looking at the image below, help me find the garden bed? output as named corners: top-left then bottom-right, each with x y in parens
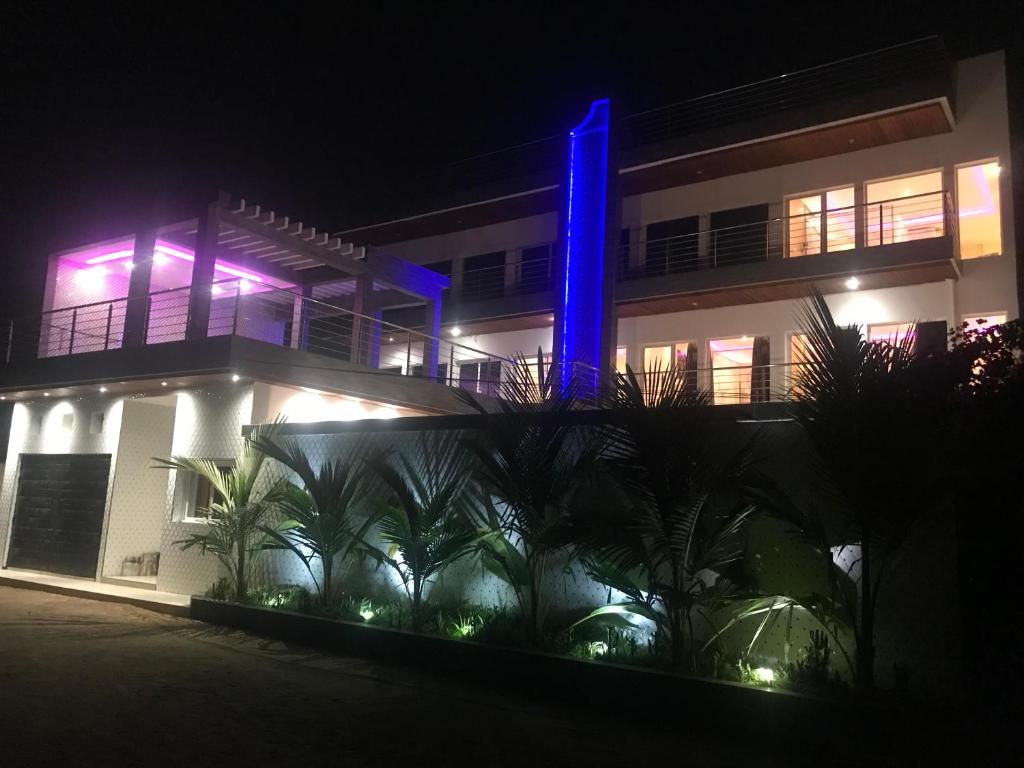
top-left (191, 596), bottom-right (858, 738)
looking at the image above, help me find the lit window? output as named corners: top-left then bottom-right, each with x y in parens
top-left (957, 162), bottom-right (1002, 259)
top-left (615, 346), bottom-right (627, 374)
top-left (962, 313), bottom-right (1007, 331)
top-left (865, 172), bottom-right (943, 247)
top-left (673, 342), bottom-right (694, 371)
top-left (173, 460), bottom-right (234, 522)
top-left (787, 187), bottom-right (855, 257)
top-left (710, 336), bottom-right (754, 405)
top-left (643, 345), bottom-right (672, 373)
top-left (788, 333), bottom-right (812, 397)
top-left (867, 323), bottom-right (915, 345)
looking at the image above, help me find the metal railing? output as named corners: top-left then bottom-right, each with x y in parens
top-left (618, 191), bottom-right (955, 280)
top-left (454, 242), bottom-right (557, 302)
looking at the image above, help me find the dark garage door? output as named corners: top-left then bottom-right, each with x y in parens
top-left (6, 454), bottom-right (112, 578)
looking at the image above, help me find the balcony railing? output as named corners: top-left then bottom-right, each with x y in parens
top-left (618, 190), bottom-right (956, 280)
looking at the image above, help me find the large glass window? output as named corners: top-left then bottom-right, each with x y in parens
top-left (867, 322), bottom-right (915, 345)
top-left (957, 162), bottom-right (1002, 259)
top-left (786, 187), bottom-right (854, 257)
top-left (865, 172), bottom-right (943, 246)
top-left (710, 336), bottom-right (754, 405)
top-left (962, 313), bottom-right (1007, 331)
top-left (615, 346), bottom-right (628, 374)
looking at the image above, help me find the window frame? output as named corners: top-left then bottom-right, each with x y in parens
top-left (173, 458), bottom-right (235, 524)
top-left (954, 158), bottom-right (1003, 259)
top-left (784, 183), bottom-right (856, 258)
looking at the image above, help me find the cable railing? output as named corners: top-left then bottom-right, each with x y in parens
top-left (617, 191), bottom-right (955, 280)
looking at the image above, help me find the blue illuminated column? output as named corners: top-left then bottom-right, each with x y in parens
top-left (554, 98), bottom-right (618, 397)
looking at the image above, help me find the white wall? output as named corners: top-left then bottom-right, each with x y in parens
top-left (101, 399), bottom-right (176, 578)
top-left (155, 383), bottom-right (255, 595)
top-left (0, 395), bottom-right (126, 578)
top-left (373, 51), bottom-right (1017, 343)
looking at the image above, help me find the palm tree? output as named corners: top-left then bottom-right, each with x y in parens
top-left (778, 291), bottom-right (951, 693)
top-left (457, 353), bottom-right (596, 644)
top-left (575, 364), bottom-right (756, 670)
top-left (362, 432), bottom-right (478, 628)
top-left (250, 436), bottom-right (370, 609)
top-left (158, 419), bottom-right (286, 603)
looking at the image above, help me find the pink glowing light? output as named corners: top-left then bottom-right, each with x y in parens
top-left (76, 240), bottom-right (289, 288)
top-left (84, 249), bottom-right (135, 265)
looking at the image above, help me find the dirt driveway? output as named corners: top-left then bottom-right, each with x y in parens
top-left (0, 586), bottom-right (762, 767)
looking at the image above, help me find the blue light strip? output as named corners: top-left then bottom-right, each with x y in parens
top-left (559, 98), bottom-right (610, 395)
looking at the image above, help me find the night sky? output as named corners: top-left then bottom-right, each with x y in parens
top-left (1, 3), bottom-right (1021, 318)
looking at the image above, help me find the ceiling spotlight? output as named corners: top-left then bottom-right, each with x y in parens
top-left (152, 253), bottom-right (170, 266)
top-left (99, 387), bottom-right (107, 393)
top-left (160, 381), bottom-right (168, 387)
top-left (43, 392), bottom-right (50, 397)
top-left (231, 374), bottom-right (240, 382)
top-left (450, 326), bottom-right (462, 337)
top-left (845, 276), bottom-right (861, 290)
top-left (0, 396), bottom-right (5, 400)
top-left (388, 336), bottom-right (394, 342)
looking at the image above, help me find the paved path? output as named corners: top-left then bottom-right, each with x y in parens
top-left (0, 586), bottom-right (753, 767)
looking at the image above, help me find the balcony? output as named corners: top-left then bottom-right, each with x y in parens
top-left (617, 190), bottom-right (959, 314)
top-left (0, 281), bottom-right (515, 412)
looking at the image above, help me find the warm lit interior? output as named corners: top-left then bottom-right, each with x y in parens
top-left (865, 172), bottom-right (943, 246)
top-left (710, 336), bottom-right (753, 404)
top-left (957, 162), bottom-right (1002, 259)
top-left (787, 187), bottom-right (855, 257)
top-left (867, 322), bottom-right (915, 345)
top-left (615, 346), bottom-right (627, 373)
top-left (962, 313), bottom-right (1007, 330)
top-left (643, 345), bottom-right (672, 372)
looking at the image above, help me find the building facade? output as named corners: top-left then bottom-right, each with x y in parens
top-left (0, 39), bottom-right (1015, 599)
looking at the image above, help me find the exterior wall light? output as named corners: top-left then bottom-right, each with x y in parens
top-left (845, 276), bottom-right (861, 290)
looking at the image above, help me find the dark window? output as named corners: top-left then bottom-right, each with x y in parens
top-left (424, 260), bottom-right (452, 277)
top-left (645, 217), bottom-right (699, 276)
top-left (617, 228), bottom-right (632, 280)
top-left (411, 362), bottom-right (450, 384)
top-left (710, 204), bottom-right (769, 266)
top-left (461, 252), bottom-right (506, 301)
top-left (459, 360), bottom-right (502, 397)
top-left (518, 245), bottom-right (554, 294)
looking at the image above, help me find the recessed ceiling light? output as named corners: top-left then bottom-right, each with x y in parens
top-left (845, 276), bottom-right (861, 290)
top-left (43, 392), bottom-right (50, 397)
top-left (99, 387), bottom-right (107, 393)
top-left (160, 381), bottom-right (168, 387)
top-left (0, 396), bottom-right (6, 400)
top-left (388, 336), bottom-right (394, 342)
top-left (450, 326), bottom-right (462, 337)
top-left (231, 374), bottom-right (240, 382)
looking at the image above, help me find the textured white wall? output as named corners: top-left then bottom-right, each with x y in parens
top-left (155, 383), bottom-right (254, 595)
top-left (0, 396), bottom-right (125, 577)
top-left (101, 400), bottom-right (176, 578)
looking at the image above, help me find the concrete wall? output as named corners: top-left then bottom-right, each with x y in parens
top-left (0, 395), bottom-right (126, 578)
top-left (155, 383), bottom-right (255, 595)
top-left (371, 51), bottom-right (1016, 371)
top-left (101, 400), bottom-right (176, 578)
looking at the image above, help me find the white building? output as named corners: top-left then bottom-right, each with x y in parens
top-left (0, 39), bottom-right (1015, 598)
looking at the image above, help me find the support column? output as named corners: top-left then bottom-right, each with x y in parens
top-left (289, 284), bottom-right (312, 350)
top-left (122, 228), bottom-right (156, 348)
top-left (854, 184), bottom-right (866, 250)
top-left (422, 298), bottom-right (441, 380)
top-left (697, 212), bottom-right (712, 267)
top-left (349, 274), bottom-right (374, 365)
top-left (185, 203), bottom-right (220, 341)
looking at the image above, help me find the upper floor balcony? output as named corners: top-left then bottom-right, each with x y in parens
top-left (433, 187), bottom-right (962, 325)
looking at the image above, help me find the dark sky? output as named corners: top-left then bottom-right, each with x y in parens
top-left (1, 2), bottom-right (1022, 317)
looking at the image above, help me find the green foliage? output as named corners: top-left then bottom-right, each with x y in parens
top-left (457, 353), bottom-right (598, 644)
top-left (159, 419), bottom-right (287, 603)
top-left (360, 432), bottom-right (478, 628)
top-left (575, 363), bottom-right (758, 672)
top-left (779, 291), bottom-right (955, 692)
top-left (251, 584), bottom-right (312, 612)
top-left (251, 436), bottom-right (371, 608)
